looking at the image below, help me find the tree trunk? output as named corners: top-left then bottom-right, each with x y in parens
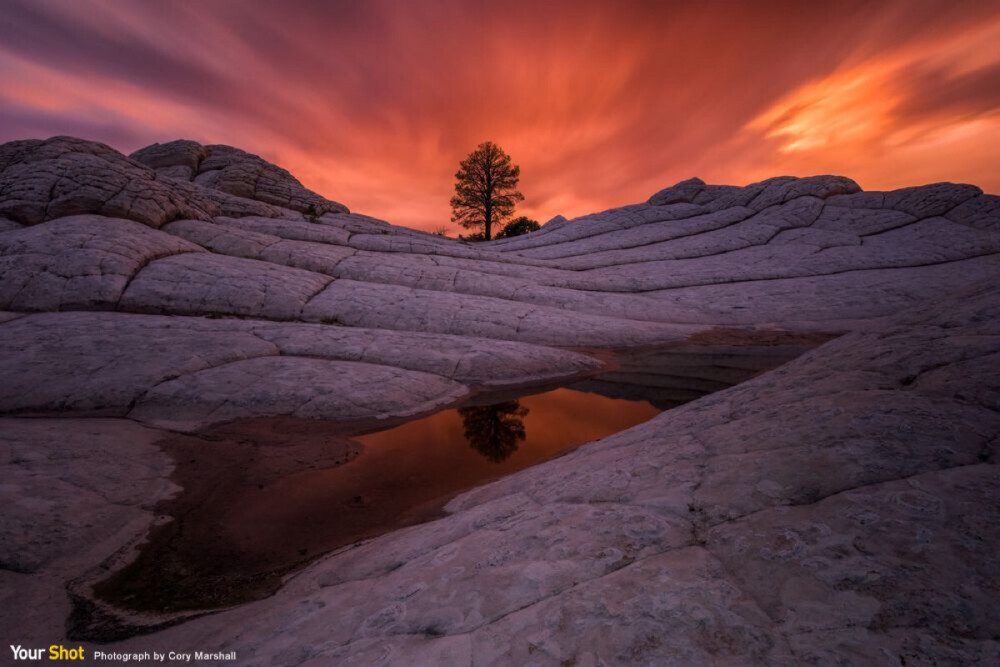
top-left (484, 174), bottom-right (493, 240)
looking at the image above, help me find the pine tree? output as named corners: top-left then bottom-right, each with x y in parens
top-left (450, 141), bottom-right (524, 241)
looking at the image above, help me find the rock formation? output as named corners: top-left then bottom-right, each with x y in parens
top-left (1, 137), bottom-right (998, 664)
top-left (129, 140), bottom-right (349, 217)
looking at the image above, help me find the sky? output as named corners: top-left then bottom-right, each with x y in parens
top-left (1, 0), bottom-right (999, 233)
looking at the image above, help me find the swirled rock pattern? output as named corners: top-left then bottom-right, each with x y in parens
top-left (1, 137), bottom-right (998, 664)
top-left (130, 140), bottom-right (349, 216)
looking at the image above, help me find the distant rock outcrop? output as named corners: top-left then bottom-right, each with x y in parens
top-left (1, 135), bottom-right (998, 664)
top-left (647, 176), bottom-right (708, 205)
top-left (0, 136), bottom-right (220, 227)
top-left (0, 136), bottom-right (348, 229)
top-left (649, 174), bottom-right (861, 207)
top-left (130, 139), bottom-right (349, 217)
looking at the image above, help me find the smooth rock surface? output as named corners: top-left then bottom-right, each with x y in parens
top-left (96, 283), bottom-right (999, 666)
top-left (129, 356), bottom-right (470, 432)
top-left (0, 215), bottom-right (202, 311)
top-left (1, 136), bottom-right (998, 664)
top-left (0, 419), bottom-right (176, 642)
top-left (0, 311), bottom-right (600, 428)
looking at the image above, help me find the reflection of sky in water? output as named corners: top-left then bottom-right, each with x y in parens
top-left (91, 387), bottom-right (663, 616)
top-left (222, 387), bottom-right (662, 562)
top-left (356, 387), bottom-right (660, 468)
top-left (196, 388), bottom-right (661, 591)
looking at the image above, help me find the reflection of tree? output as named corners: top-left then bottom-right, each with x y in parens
top-left (458, 401), bottom-right (529, 463)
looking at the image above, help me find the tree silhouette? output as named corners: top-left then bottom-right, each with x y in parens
top-left (450, 141), bottom-right (524, 241)
top-left (458, 400), bottom-right (529, 463)
top-left (496, 216), bottom-right (540, 239)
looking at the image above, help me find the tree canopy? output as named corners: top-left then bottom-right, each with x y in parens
top-left (458, 400), bottom-right (528, 463)
top-left (459, 215), bottom-right (539, 242)
top-left (496, 215), bottom-right (540, 239)
top-left (450, 141), bottom-right (523, 241)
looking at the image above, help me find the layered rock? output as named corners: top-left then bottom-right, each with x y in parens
top-left (1, 137), bottom-right (998, 664)
top-left (58, 283), bottom-right (998, 665)
top-left (0, 136), bottom-right (347, 229)
top-left (0, 136), bottom-right (220, 226)
top-left (0, 312), bottom-right (601, 431)
top-left (130, 140), bottom-right (349, 217)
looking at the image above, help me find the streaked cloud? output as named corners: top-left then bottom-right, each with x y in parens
top-left (1, 0), bottom-right (997, 231)
top-left (738, 16), bottom-right (1000, 190)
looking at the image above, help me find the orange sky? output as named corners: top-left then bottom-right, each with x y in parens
top-left (1, 0), bottom-right (998, 232)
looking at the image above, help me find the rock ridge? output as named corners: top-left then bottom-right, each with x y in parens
top-left (0, 135), bottom-right (998, 664)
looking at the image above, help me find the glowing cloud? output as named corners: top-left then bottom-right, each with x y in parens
top-left (741, 16), bottom-right (1000, 192)
top-left (1, 0), bottom-right (998, 231)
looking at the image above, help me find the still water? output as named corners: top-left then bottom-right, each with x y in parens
top-left (82, 334), bottom-right (833, 635)
top-left (90, 387), bottom-right (661, 621)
